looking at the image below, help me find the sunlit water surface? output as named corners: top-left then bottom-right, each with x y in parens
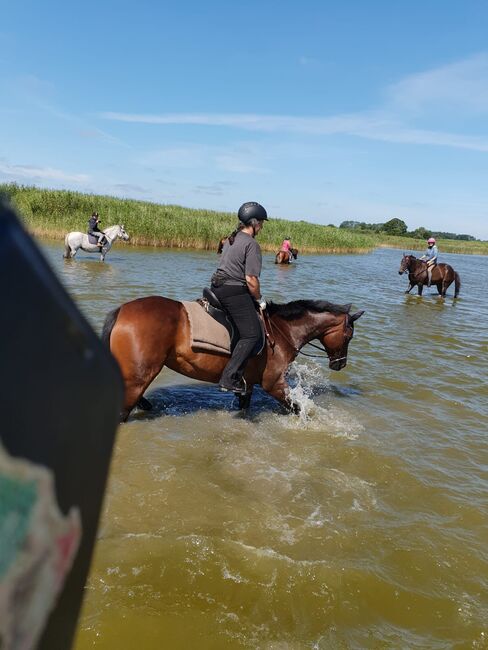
top-left (41, 242), bottom-right (488, 649)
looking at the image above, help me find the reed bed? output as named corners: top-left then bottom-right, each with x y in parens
top-left (1, 184), bottom-right (376, 253)
top-left (380, 235), bottom-right (488, 256)
top-left (2, 184), bottom-right (486, 254)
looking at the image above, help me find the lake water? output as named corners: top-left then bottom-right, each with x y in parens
top-left (40, 241), bottom-right (488, 649)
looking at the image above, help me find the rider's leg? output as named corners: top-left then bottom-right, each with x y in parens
top-left (427, 263), bottom-right (433, 287)
top-left (213, 285), bottom-right (263, 393)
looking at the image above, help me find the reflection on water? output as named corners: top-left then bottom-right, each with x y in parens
top-left (38, 241), bottom-right (488, 648)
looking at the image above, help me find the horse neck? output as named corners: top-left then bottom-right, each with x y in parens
top-left (272, 311), bottom-right (343, 349)
top-left (409, 257), bottom-right (423, 272)
top-left (103, 225), bottom-right (118, 241)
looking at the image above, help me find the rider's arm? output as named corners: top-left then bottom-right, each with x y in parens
top-left (246, 275), bottom-right (261, 300)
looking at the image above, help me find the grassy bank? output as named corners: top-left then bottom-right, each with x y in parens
top-left (1, 184), bottom-right (376, 253)
top-left (2, 184), bottom-right (486, 255)
top-left (378, 235), bottom-right (488, 256)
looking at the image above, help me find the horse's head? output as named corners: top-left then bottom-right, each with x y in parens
top-left (291, 248), bottom-right (298, 259)
top-left (399, 254), bottom-right (414, 275)
top-left (320, 308), bottom-right (364, 371)
top-left (118, 224), bottom-right (130, 241)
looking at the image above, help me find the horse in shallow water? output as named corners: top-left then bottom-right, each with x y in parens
top-left (275, 248), bottom-right (298, 264)
top-left (63, 224), bottom-right (129, 262)
top-left (398, 254), bottom-right (460, 298)
top-left (102, 297), bottom-right (364, 420)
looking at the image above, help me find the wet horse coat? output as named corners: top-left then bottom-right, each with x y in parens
top-left (102, 297), bottom-right (364, 420)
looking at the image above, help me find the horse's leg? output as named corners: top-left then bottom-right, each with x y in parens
top-left (110, 316), bottom-right (172, 421)
top-left (405, 282), bottom-right (414, 294)
top-left (137, 396), bottom-right (153, 411)
top-left (263, 375), bottom-right (300, 414)
top-left (417, 283), bottom-right (423, 296)
top-left (237, 388), bottom-right (253, 410)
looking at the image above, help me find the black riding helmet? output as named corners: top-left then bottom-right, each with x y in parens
top-left (238, 202), bottom-right (268, 224)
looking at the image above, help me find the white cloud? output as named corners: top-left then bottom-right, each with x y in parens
top-left (386, 52), bottom-right (488, 115)
top-left (139, 143), bottom-right (270, 174)
top-left (0, 161), bottom-right (89, 183)
top-left (100, 53), bottom-right (488, 153)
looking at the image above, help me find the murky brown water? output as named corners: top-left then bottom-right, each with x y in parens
top-left (41, 242), bottom-right (488, 649)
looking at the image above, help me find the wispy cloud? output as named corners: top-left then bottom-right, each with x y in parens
top-left (100, 53), bottom-right (488, 152)
top-left (139, 143), bottom-right (271, 174)
top-left (11, 74), bottom-right (128, 146)
top-left (0, 161), bottom-right (89, 183)
top-left (386, 52), bottom-right (488, 115)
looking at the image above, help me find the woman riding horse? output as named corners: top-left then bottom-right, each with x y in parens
top-left (210, 201), bottom-right (268, 394)
top-left (275, 237), bottom-right (298, 264)
top-left (419, 237), bottom-right (438, 287)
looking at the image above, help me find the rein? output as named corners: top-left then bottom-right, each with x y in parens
top-left (263, 311), bottom-right (347, 361)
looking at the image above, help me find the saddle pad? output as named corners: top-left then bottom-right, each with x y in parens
top-left (182, 301), bottom-right (231, 355)
top-left (88, 233), bottom-right (98, 244)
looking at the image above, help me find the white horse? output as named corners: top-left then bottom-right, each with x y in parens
top-left (64, 224), bottom-right (130, 262)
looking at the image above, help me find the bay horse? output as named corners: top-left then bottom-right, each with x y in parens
top-left (63, 224), bottom-right (130, 262)
top-left (275, 248), bottom-right (298, 264)
top-left (398, 254), bottom-right (460, 298)
top-left (102, 297), bottom-right (364, 421)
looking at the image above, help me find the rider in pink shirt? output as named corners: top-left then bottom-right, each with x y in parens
top-left (280, 237), bottom-right (292, 260)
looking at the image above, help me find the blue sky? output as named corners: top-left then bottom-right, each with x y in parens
top-left (2, 0), bottom-right (488, 238)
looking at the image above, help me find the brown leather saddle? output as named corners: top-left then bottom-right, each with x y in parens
top-left (198, 288), bottom-right (265, 354)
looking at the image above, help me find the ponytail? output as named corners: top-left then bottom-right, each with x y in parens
top-left (228, 221), bottom-right (245, 245)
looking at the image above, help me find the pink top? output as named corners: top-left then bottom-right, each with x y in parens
top-left (280, 239), bottom-right (291, 252)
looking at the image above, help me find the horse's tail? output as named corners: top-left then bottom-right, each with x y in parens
top-left (101, 307), bottom-right (121, 347)
top-left (454, 271), bottom-right (461, 298)
top-left (63, 234), bottom-right (71, 258)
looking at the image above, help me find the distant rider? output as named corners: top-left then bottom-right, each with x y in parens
top-left (280, 237), bottom-right (293, 262)
top-left (87, 212), bottom-right (107, 248)
top-left (419, 237), bottom-right (438, 287)
top-left (210, 201), bottom-right (268, 394)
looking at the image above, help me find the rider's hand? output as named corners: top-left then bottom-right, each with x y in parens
top-left (258, 298), bottom-right (267, 310)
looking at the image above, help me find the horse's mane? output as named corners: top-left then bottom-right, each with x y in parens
top-left (267, 299), bottom-right (351, 320)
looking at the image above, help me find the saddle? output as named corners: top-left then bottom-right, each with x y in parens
top-left (88, 233), bottom-right (99, 245)
top-left (182, 288), bottom-right (266, 355)
top-left (198, 288), bottom-right (239, 349)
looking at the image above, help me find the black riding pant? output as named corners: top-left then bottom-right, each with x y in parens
top-left (212, 284), bottom-right (263, 387)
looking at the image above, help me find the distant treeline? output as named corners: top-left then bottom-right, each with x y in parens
top-left (338, 218), bottom-right (477, 241)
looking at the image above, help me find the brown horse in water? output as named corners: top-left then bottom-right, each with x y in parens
top-left (102, 297), bottom-right (364, 420)
top-left (398, 254), bottom-right (461, 298)
top-left (275, 248), bottom-right (298, 264)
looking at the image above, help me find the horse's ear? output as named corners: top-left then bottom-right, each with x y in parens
top-left (350, 310), bottom-right (365, 322)
top-left (342, 303), bottom-right (352, 313)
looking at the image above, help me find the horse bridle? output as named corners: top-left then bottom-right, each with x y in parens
top-left (263, 311), bottom-right (353, 361)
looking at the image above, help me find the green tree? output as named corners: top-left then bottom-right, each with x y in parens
top-left (382, 218), bottom-right (408, 236)
top-left (411, 226), bottom-right (431, 239)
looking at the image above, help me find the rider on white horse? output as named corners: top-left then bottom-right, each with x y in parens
top-left (87, 212), bottom-right (107, 247)
top-left (64, 224), bottom-right (129, 261)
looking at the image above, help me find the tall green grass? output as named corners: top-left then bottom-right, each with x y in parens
top-left (2, 184), bottom-right (486, 254)
top-left (1, 184), bottom-right (377, 253)
top-left (379, 234), bottom-right (488, 256)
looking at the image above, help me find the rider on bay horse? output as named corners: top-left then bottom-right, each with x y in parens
top-left (87, 211), bottom-right (107, 248)
top-left (419, 237), bottom-right (438, 287)
top-left (280, 237), bottom-right (293, 262)
top-left (210, 201), bottom-right (268, 395)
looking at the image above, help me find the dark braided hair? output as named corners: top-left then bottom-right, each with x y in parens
top-left (228, 222), bottom-right (245, 245)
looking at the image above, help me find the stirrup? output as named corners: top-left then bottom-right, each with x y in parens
top-left (219, 377), bottom-right (247, 395)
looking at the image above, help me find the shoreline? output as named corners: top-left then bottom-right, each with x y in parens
top-left (32, 228), bottom-right (488, 256)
